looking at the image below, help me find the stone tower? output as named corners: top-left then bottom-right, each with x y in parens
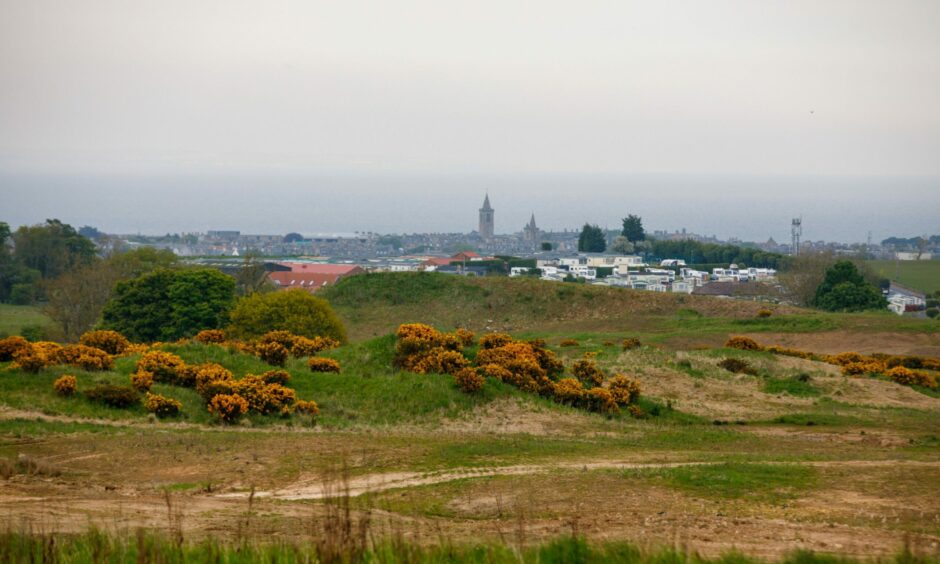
top-left (479, 194), bottom-right (494, 240)
top-left (523, 213), bottom-right (539, 245)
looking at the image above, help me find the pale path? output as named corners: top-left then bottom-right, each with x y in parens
top-left (218, 459), bottom-right (940, 501)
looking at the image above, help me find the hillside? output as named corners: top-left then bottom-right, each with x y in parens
top-left (320, 272), bottom-right (938, 353)
top-left (866, 259), bottom-right (940, 295)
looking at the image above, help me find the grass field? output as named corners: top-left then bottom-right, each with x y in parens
top-left (0, 303), bottom-right (54, 338)
top-left (866, 259), bottom-right (940, 295)
top-left (1, 273), bottom-right (939, 560)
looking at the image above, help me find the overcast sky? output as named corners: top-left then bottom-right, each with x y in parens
top-left (1, 1), bottom-right (938, 239)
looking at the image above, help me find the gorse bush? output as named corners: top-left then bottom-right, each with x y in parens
top-left (79, 330), bottom-right (130, 355)
top-left (394, 323), bottom-right (471, 375)
top-left (255, 342), bottom-right (289, 367)
top-left (553, 378), bottom-right (585, 406)
top-left (130, 370), bottom-right (154, 392)
top-left (293, 399), bottom-right (320, 417)
top-left (260, 369), bottom-right (291, 385)
top-left (559, 339), bottom-right (579, 347)
top-left (208, 394), bottom-right (249, 423)
top-left (571, 356), bottom-right (606, 387)
top-left (257, 330), bottom-right (297, 350)
top-left (53, 375), bottom-right (77, 396)
top-left (454, 328), bottom-right (475, 347)
top-left (607, 375), bottom-right (641, 406)
top-left (11, 347), bottom-right (48, 373)
top-left (886, 366), bottom-right (938, 388)
top-left (231, 376), bottom-right (296, 416)
top-left (308, 357), bottom-right (341, 373)
top-left (144, 393), bottom-right (182, 418)
top-left (191, 363), bottom-right (234, 396)
top-left (454, 367), bottom-right (484, 393)
top-left (725, 336), bottom-right (762, 351)
top-left (841, 361), bottom-right (886, 376)
top-left (291, 335), bottom-right (340, 357)
top-left (85, 384), bottom-right (139, 408)
top-left (584, 387), bottom-right (618, 414)
top-left (194, 329), bottom-right (226, 344)
top-left (621, 338), bottom-right (641, 351)
top-left (56, 344), bottom-right (114, 371)
top-left (137, 351), bottom-right (186, 385)
top-left (478, 333), bottom-right (512, 350)
top-left (757, 309), bottom-right (773, 318)
top-left (0, 336), bottom-right (30, 361)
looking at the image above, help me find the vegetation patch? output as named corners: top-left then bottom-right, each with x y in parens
top-left (623, 462), bottom-right (816, 502)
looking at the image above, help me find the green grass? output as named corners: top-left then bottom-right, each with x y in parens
top-left (0, 530), bottom-right (906, 564)
top-left (866, 259), bottom-right (940, 295)
top-left (0, 303), bottom-right (54, 338)
top-left (762, 375), bottom-right (821, 397)
top-left (622, 462), bottom-right (817, 503)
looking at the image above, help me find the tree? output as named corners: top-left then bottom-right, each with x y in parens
top-left (540, 242), bottom-right (553, 251)
top-left (578, 224), bottom-right (606, 253)
top-left (43, 248), bottom-right (179, 341)
top-left (812, 260), bottom-right (887, 312)
top-left (12, 219), bottom-right (96, 279)
top-left (608, 236), bottom-right (634, 255)
top-left (228, 288), bottom-right (347, 342)
top-left (101, 268), bottom-right (236, 341)
top-left (236, 251), bottom-right (274, 296)
top-left (283, 232), bottom-right (304, 243)
top-left (621, 215), bottom-right (645, 243)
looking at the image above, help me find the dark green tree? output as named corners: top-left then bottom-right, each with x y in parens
top-left (540, 242), bottom-right (553, 251)
top-left (812, 260), bottom-right (887, 312)
top-left (101, 268), bottom-right (236, 341)
top-left (621, 215), bottom-right (646, 243)
top-left (12, 219), bottom-right (97, 279)
top-left (578, 224), bottom-right (606, 253)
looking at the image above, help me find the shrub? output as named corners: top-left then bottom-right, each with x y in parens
top-left (886, 366), bottom-right (938, 388)
top-left (79, 330), bottom-right (130, 355)
top-left (0, 336), bottom-right (31, 361)
top-left (724, 337), bottom-right (763, 351)
top-left (53, 375), bottom-right (77, 396)
top-left (840, 362), bottom-right (885, 376)
top-left (293, 399), bottom-right (320, 417)
top-left (308, 357), bottom-right (341, 373)
top-left (559, 339), bottom-right (579, 347)
top-left (231, 376), bottom-right (296, 415)
top-left (32, 341), bottom-right (63, 358)
top-left (144, 393), bottom-right (182, 418)
top-left (256, 342), bottom-right (289, 367)
top-left (553, 378), bottom-right (585, 406)
top-left (12, 346), bottom-right (49, 373)
top-left (571, 357), bottom-right (606, 387)
top-left (208, 394), bottom-right (249, 423)
top-left (258, 330), bottom-right (297, 350)
top-left (130, 370), bottom-right (154, 392)
top-left (927, 307), bottom-right (938, 319)
top-left (192, 363), bottom-right (234, 396)
top-left (756, 309), bottom-right (773, 318)
top-left (411, 349), bottom-right (469, 375)
top-left (137, 351), bottom-right (186, 385)
top-left (85, 384), bottom-right (139, 408)
top-left (628, 405), bottom-right (646, 419)
top-left (291, 335), bottom-right (340, 357)
top-left (260, 370), bottom-right (291, 385)
top-left (479, 363), bottom-right (512, 382)
top-left (454, 328), bottom-right (475, 347)
top-left (228, 289), bottom-right (347, 343)
top-left (198, 379), bottom-right (235, 403)
top-left (826, 352), bottom-right (869, 366)
top-left (621, 338), bottom-right (641, 350)
top-left (194, 329), bottom-right (227, 344)
top-left (527, 339), bottom-right (565, 375)
top-left (454, 368), bottom-right (485, 393)
top-left (479, 333), bottom-right (512, 350)
top-left (56, 345), bottom-right (114, 371)
top-left (584, 387), bottom-right (619, 414)
top-left (607, 375), bottom-right (641, 405)
top-left (718, 358), bottom-right (756, 375)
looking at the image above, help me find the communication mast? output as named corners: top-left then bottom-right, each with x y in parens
top-left (791, 218), bottom-right (802, 256)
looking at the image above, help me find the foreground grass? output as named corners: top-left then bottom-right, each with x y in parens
top-left (0, 530), bottom-right (932, 563)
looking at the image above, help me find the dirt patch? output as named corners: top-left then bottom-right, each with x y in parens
top-left (438, 397), bottom-right (596, 436)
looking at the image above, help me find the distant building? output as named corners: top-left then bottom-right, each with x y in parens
top-left (479, 194), bottom-right (495, 240)
top-left (522, 213), bottom-right (539, 246)
top-left (267, 263), bottom-right (364, 293)
top-left (895, 252), bottom-right (933, 261)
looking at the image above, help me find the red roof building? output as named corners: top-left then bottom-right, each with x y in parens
top-left (268, 264), bottom-right (364, 293)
